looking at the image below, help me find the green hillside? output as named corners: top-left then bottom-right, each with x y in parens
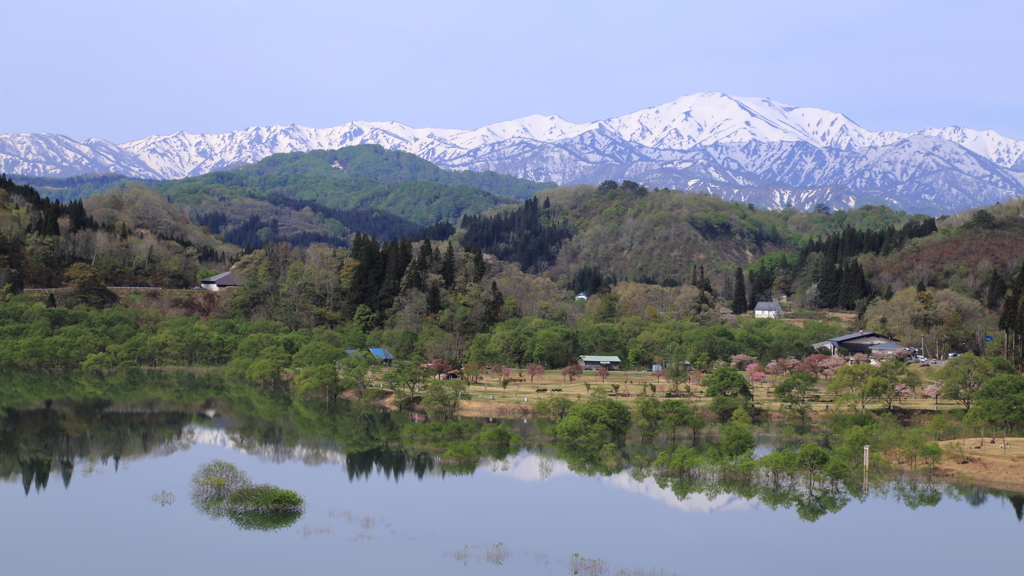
top-left (0, 175), bottom-right (234, 290)
top-left (235, 145), bottom-right (556, 199)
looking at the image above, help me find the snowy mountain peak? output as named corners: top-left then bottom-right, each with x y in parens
top-left (3, 93), bottom-right (1024, 214)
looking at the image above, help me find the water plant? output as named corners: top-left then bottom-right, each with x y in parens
top-left (190, 459), bottom-right (252, 499)
top-left (225, 484), bottom-right (305, 514)
top-left (189, 460), bottom-right (304, 531)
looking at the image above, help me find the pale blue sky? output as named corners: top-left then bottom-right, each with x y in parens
top-left (5, 0), bottom-right (1023, 143)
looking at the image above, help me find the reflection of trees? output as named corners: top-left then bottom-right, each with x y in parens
top-left (345, 448), bottom-right (441, 482)
top-left (0, 402), bottom-right (191, 494)
top-left (3, 370), bottom-right (1023, 522)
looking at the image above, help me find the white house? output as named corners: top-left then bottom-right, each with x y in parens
top-left (753, 302), bottom-right (782, 319)
top-left (575, 292), bottom-right (589, 301)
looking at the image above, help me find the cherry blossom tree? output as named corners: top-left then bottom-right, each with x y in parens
top-left (430, 358), bottom-right (452, 380)
top-left (597, 366), bottom-right (609, 384)
top-left (850, 353), bottom-right (870, 365)
top-left (746, 363), bottom-right (768, 386)
top-left (526, 363), bottom-right (545, 384)
top-left (560, 364), bottom-right (582, 384)
top-left (731, 354), bottom-right (758, 370)
top-left (819, 357), bottom-right (847, 380)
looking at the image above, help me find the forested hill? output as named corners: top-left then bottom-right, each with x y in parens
top-left (234, 145), bottom-right (556, 199)
top-left (0, 176), bottom-right (234, 290)
top-left (14, 146), bottom-right (540, 248)
top-left (461, 180), bottom-right (931, 284)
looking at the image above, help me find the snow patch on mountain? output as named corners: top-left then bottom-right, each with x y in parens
top-left (3, 93), bottom-right (1023, 214)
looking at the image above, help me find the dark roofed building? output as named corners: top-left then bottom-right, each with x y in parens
top-left (826, 331), bottom-right (901, 355)
top-left (200, 271), bottom-right (241, 291)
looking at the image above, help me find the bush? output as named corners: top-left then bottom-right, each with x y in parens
top-left (226, 484), bottom-right (305, 514)
top-left (190, 460), bottom-right (251, 498)
top-left (477, 424), bottom-right (521, 445)
top-left (440, 440), bottom-right (483, 462)
top-left (920, 442), bottom-right (943, 468)
top-left (189, 461), bottom-right (305, 532)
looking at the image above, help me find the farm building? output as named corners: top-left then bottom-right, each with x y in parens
top-left (344, 348), bottom-right (395, 366)
top-left (753, 302), bottom-right (783, 319)
top-left (578, 355), bottom-right (621, 370)
top-left (199, 271), bottom-right (241, 291)
top-left (816, 331), bottom-right (902, 355)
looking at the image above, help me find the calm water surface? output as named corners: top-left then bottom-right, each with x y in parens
top-left (1, 385), bottom-right (1021, 575)
top-left (3, 428), bottom-right (1022, 576)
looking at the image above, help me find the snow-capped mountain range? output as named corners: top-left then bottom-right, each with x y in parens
top-left (4, 93), bottom-right (1024, 213)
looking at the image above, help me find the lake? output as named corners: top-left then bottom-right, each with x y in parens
top-left (1, 382), bottom-right (1022, 576)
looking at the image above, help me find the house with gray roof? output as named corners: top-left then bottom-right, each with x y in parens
top-left (577, 355), bottom-right (621, 370)
top-left (753, 302), bottom-right (783, 319)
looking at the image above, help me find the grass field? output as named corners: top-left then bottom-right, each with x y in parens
top-left (447, 361), bottom-right (959, 417)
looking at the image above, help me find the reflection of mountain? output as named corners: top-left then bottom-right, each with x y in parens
top-left (483, 452), bottom-right (759, 513)
top-left (601, 474), bottom-right (759, 514)
top-left (185, 424), bottom-right (345, 466)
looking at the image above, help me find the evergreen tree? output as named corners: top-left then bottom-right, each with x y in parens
top-left (440, 242), bottom-right (456, 288)
top-left (471, 248), bottom-right (486, 282)
top-left (426, 283), bottom-right (442, 314)
top-left (987, 270), bottom-right (1006, 309)
top-left (732, 267), bottom-right (748, 314)
top-left (881, 284), bottom-right (894, 301)
top-left (484, 281), bottom-right (504, 327)
top-left (817, 256), bottom-right (840, 309)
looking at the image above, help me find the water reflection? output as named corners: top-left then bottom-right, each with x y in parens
top-left (2, 370), bottom-right (1023, 526)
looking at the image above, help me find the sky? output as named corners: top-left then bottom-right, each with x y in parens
top-left (4, 0), bottom-right (1024, 143)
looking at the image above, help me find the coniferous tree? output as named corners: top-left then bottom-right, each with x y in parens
top-left (732, 267), bottom-right (748, 314)
top-left (440, 242), bottom-right (456, 288)
top-left (987, 270), bottom-right (1006, 310)
top-left (817, 257), bottom-right (840, 309)
top-left (426, 283), bottom-right (442, 314)
top-left (881, 284), bottom-right (894, 301)
top-left (484, 281), bottom-right (504, 327)
top-left (470, 248), bottom-right (486, 282)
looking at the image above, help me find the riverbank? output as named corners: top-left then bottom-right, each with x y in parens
top-left (929, 438), bottom-right (1024, 492)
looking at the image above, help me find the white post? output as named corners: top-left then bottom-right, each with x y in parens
top-left (863, 445), bottom-right (870, 470)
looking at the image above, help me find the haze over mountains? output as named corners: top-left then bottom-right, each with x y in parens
top-left (4, 93), bottom-right (1024, 215)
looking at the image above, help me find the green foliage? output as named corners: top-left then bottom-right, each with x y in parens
top-left (937, 353), bottom-right (1016, 409)
top-left (653, 445), bottom-right (703, 475)
top-left (775, 371), bottom-right (818, 424)
top-left (720, 421), bottom-right (755, 458)
top-left (973, 374), bottom-right (1024, 438)
top-left (702, 367), bottom-right (753, 399)
top-left (189, 459), bottom-right (252, 498)
top-left (293, 364), bottom-right (344, 402)
top-left (226, 484), bottom-right (305, 513)
top-left (476, 424), bottom-right (521, 446)
top-left (555, 398), bottom-right (631, 443)
top-left (421, 379), bottom-right (467, 422)
top-left (531, 396), bottom-right (574, 420)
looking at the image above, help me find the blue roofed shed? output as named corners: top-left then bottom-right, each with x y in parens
top-left (369, 348), bottom-right (394, 365)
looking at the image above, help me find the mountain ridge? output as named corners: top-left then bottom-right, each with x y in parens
top-left (4, 93), bottom-right (1024, 214)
